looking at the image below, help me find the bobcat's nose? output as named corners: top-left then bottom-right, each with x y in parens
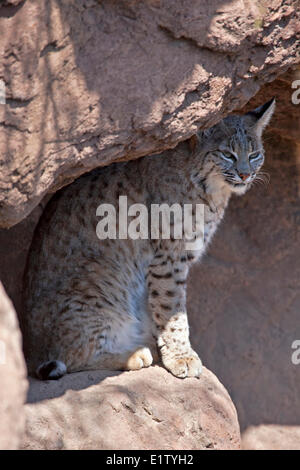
top-left (238, 173), bottom-right (250, 182)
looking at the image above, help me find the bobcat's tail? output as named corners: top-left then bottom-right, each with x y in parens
top-left (36, 360), bottom-right (67, 380)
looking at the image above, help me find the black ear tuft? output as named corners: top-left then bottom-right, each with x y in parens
top-left (246, 97), bottom-right (276, 135)
top-left (247, 97), bottom-right (276, 120)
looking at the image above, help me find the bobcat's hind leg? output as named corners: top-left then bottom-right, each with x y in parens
top-left (126, 346), bottom-right (153, 370)
top-left (84, 346), bottom-right (154, 372)
top-left (36, 347), bottom-right (154, 380)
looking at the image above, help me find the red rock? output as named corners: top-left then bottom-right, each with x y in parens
top-left (242, 425), bottom-right (300, 450)
top-left (0, 283), bottom-right (28, 450)
top-left (0, 0), bottom-right (298, 227)
top-left (0, 72), bottom-right (299, 439)
top-left (22, 366), bottom-right (240, 450)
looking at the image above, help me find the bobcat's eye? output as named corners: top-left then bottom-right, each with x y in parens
top-left (249, 151), bottom-right (262, 162)
top-left (220, 151), bottom-right (237, 162)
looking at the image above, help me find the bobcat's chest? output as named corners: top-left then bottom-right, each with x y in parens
top-left (202, 192), bottom-right (229, 248)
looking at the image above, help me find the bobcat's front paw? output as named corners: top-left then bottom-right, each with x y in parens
top-left (162, 349), bottom-right (202, 378)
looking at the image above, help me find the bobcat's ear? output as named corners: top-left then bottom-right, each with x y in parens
top-left (246, 98), bottom-right (276, 136)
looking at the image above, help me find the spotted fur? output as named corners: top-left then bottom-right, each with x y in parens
top-left (24, 100), bottom-right (275, 379)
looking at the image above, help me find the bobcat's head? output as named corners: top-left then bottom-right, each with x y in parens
top-left (195, 98), bottom-right (275, 195)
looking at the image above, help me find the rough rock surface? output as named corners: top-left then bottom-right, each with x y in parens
top-left (188, 68), bottom-right (300, 430)
top-left (0, 0), bottom-right (299, 227)
top-left (22, 366), bottom-right (240, 450)
top-left (0, 283), bottom-right (28, 450)
top-left (0, 70), bottom-right (299, 436)
top-left (242, 425), bottom-right (300, 450)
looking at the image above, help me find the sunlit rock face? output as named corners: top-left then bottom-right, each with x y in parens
top-left (0, 283), bottom-right (27, 450)
top-left (0, 0), bottom-right (298, 227)
top-left (22, 366), bottom-right (241, 450)
top-left (0, 0), bottom-right (299, 449)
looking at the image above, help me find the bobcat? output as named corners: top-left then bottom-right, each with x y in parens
top-left (24, 99), bottom-right (275, 380)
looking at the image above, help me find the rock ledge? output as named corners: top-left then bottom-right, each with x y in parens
top-left (23, 366), bottom-right (241, 450)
